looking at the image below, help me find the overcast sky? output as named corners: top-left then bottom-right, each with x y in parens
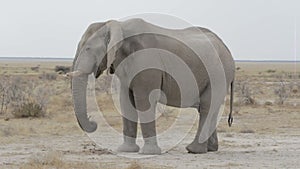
top-left (0, 0), bottom-right (299, 60)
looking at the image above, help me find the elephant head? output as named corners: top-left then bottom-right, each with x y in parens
top-left (72, 22), bottom-right (105, 77)
top-left (69, 20), bottom-right (123, 132)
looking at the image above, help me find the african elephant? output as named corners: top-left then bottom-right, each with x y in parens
top-left (69, 18), bottom-right (235, 155)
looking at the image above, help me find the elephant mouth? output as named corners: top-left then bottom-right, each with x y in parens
top-left (95, 68), bottom-right (103, 78)
top-left (109, 64), bottom-right (115, 74)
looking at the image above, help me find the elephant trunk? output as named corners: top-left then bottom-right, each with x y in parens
top-left (72, 73), bottom-right (97, 133)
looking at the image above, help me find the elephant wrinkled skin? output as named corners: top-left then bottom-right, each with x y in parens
top-left (70, 18), bottom-right (235, 155)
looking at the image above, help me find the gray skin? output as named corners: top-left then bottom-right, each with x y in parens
top-left (71, 18), bottom-right (235, 155)
top-left (72, 22), bottom-right (106, 76)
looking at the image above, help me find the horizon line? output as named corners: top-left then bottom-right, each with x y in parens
top-left (0, 56), bottom-right (298, 62)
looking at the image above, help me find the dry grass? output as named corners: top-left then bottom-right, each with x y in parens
top-left (125, 161), bottom-right (174, 169)
top-left (0, 60), bottom-right (300, 168)
top-left (1, 61), bottom-right (299, 138)
top-left (20, 152), bottom-right (173, 169)
top-left (126, 162), bottom-right (143, 169)
top-left (20, 151), bottom-right (98, 169)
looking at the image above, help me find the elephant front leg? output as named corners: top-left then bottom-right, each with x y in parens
top-left (117, 118), bottom-right (140, 152)
top-left (139, 120), bottom-right (161, 155)
top-left (117, 89), bottom-right (140, 152)
top-left (134, 89), bottom-right (161, 155)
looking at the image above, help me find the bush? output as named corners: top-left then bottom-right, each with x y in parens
top-left (31, 66), bottom-right (40, 72)
top-left (0, 76), bottom-right (52, 118)
top-left (0, 77), bottom-right (11, 114)
top-left (12, 102), bottom-right (45, 118)
top-left (55, 65), bottom-right (71, 74)
top-left (266, 69), bottom-right (276, 73)
top-left (274, 80), bottom-right (289, 105)
top-left (235, 80), bottom-right (256, 105)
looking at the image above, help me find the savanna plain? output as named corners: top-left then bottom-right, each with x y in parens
top-left (0, 60), bottom-right (299, 169)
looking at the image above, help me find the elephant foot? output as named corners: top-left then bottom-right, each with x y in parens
top-left (208, 131), bottom-right (218, 152)
top-left (139, 144), bottom-right (161, 155)
top-left (117, 136), bottom-right (140, 152)
top-left (139, 137), bottom-right (161, 155)
top-left (207, 137), bottom-right (218, 152)
top-left (117, 143), bottom-right (140, 152)
top-left (207, 143), bottom-right (218, 152)
top-left (186, 141), bottom-right (208, 154)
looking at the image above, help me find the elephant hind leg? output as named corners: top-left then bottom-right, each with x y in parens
top-left (186, 85), bottom-right (218, 154)
top-left (186, 106), bottom-right (209, 154)
top-left (186, 129), bottom-right (218, 153)
top-left (208, 129), bottom-right (218, 152)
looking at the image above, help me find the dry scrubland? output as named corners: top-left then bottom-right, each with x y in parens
top-left (0, 60), bottom-right (299, 169)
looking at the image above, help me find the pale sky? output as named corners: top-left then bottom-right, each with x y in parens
top-left (0, 0), bottom-right (299, 61)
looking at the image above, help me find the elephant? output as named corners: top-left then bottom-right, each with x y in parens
top-left (69, 18), bottom-right (235, 155)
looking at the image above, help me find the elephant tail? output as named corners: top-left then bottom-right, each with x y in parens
top-left (228, 80), bottom-right (234, 127)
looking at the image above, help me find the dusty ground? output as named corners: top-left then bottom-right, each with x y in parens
top-left (0, 60), bottom-right (299, 169)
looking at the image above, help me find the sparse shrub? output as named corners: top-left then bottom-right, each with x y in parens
top-left (0, 77), bottom-right (52, 118)
top-left (266, 69), bottom-right (276, 73)
top-left (21, 151), bottom-right (99, 169)
top-left (274, 80), bottom-right (290, 105)
top-left (0, 77), bottom-right (11, 114)
top-left (55, 65), bottom-right (71, 74)
top-left (8, 77), bottom-right (28, 106)
top-left (31, 66), bottom-right (40, 72)
top-left (39, 73), bottom-right (57, 80)
top-left (33, 85), bottom-right (52, 111)
top-left (235, 80), bottom-right (255, 105)
top-left (22, 151), bottom-right (64, 169)
top-left (12, 102), bottom-right (45, 118)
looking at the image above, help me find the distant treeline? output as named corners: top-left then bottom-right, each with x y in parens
top-left (0, 57), bottom-right (73, 61)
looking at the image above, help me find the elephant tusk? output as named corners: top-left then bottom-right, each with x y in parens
top-left (66, 71), bottom-right (83, 77)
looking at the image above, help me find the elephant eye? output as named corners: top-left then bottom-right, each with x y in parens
top-left (85, 47), bottom-right (90, 51)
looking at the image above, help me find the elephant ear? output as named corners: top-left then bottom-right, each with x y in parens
top-left (106, 20), bottom-right (124, 72)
